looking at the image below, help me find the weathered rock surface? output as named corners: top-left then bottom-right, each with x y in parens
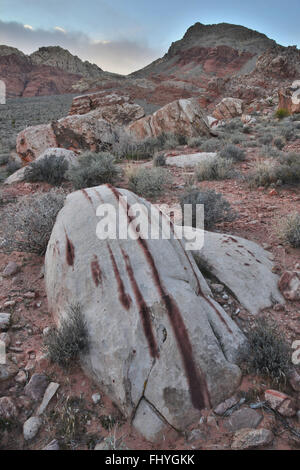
top-left (185, 229), bottom-right (284, 315)
top-left (4, 148), bottom-right (78, 185)
top-left (278, 271), bottom-right (300, 301)
top-left (69, 92), bottom-right (145, 125)
top-left (23, 416), bottom-right (42, 441)
top-left (45, 185), bottom-right (246, 440)
top-left (165, 152), bottom-right (217, 168)
top-left (265, 389), bottom-right (296, 417)
top-left (0, 396), bottom-right (18, 420)
top-left (213, 97), bottom-right (244, 120)
top-left (128, 98), bottom-right (211, 140)
top-left (24, 373), bottom-right (49, 402)
top-left (231, 428), bottom-right (273, 450)
top-left (0, 313), bottom-right (11, 330)
top-left (2, 261), bottom-right (20, 277)
top-left (278, 82), bottom-right (300, 114)
top-left (224, 407), bottom-right (262, 432)
top-left (17, 116), bottom-right (119, 162)
top-left (0, 362), bottom-right (18, 382)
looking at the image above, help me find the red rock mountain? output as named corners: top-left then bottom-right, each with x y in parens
top-left (1, 23), bottom-right (300, 107)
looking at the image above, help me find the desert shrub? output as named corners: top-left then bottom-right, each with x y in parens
top-left (153, 152), bottom-right (166, 167)
top-left (280, 124), bottom-right (296, 141)
top-left (127, 167), bottom-right (170, 199)
top-left (248, 159), bottom-right (278, 187)
top-left (67, 152), bottom-right (120, 189)
top-left (50, 396), bottom-right (89, 447)
top-left (176, 134), bottom-right (188, 145)
top-left (277, 152), bottom-right (300, 184)
top-left (276, 108), bottom-right (290, 119)
top-left (200, 138), bottom-right (223, 152)
top-left (221, 118), bottom-right (243, 132)
top-left (24, 155), bottom-right (69, 185)
top-left (259, 134), bottom-right (274, 146)
top-left (231, 133), bottom-right (246, 144)
top-left (242, 125), bottom-right (251, 134)
top-left (290, 113), bottom-right (300, 122)
top-left (44, 304), bottom-right (88, 368)
top-left (6, 159), bottom-right (21, 175)
top-left (273, 137), bottom-right (285, 150)
top-left (219, 144), bottom-right (245, 162)
top-left (0, 153), bottom-right (10, 165)
top-left (275, 212), bottom-right (300, 248)
top-left (188, 136), bottom-right (203, 148)
top-left (179, 188), bottom-right (236, 230)
top-left (2, 190), bottom-right (65, 255)
top-left (241, 317), bottom-right (290, 385)
top-left (195, 156), bottom-right (234, 181)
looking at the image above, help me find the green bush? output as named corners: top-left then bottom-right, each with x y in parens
top-left (200, 138), bottom-right (223, 153)
top-left (276, 212), bottom-right (300, 248)
top-left (276, 108), bottom-right (290, 119)
top-left (24, 155), bottom-right (69, 185)
top-left (179, 188), bottom-right (236, 230)
top-left (195, 156), bottom-right (234, 181)
top-left (241, 317), bottom-right (290, 385)
top-left (44, 304), bottom-right (88, 369)
top-left (219, 144), bottom-right (245, 162)
top-left (127, 167), bottom-right (170, 199)
top-left (2, 190), bottom-right (65, 255)
top-left (67, 152), bottom-right (120, 189)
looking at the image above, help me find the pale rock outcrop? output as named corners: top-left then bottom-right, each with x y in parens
top-left (69, 92), bottom-right (145, 125)
top-left (278, 80), bottom-right (300, 114)
top-left (128, 98), bottom-right (211, 140)
top-left (165, 152), bottom-right (217, 168)
top-left (17, 124), bottom-right (57, 162)
top-left (278, 271), bottom-right (300, 300)
top-left (4, 148), bottom-right (78, 185)
top-left (45, 185), bottom-right (246, 441)
top-left (183, 228), bottom-right (284, 315)
top-left (213, 97), bottom-right (244, 120)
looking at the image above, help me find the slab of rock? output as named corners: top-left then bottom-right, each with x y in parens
top-left (42, 439), bottom-right (60, 450)
top-left (0, 332), bottom-right (10, 347)
top-left (0, 362), bottom-right (18, 382)
top-left (265, 389), bottom-right (296, 417)
top-left (128, 98), bottom-right (211, 140)
top-left (25, 373), bottom-right (49, 402)
top-left (23, 416), bottom-right (42, 441)
top-left (288, 369), bottom-right (300, 392)
top-left (278, 271), bottom-right (300, 301)
top-left (2, 261), bottom-right (20, 277)
top-left (17, 117), bottom-right (120, 162)
top-left (0, 313), bottom-right (11, 330)
top-left (231, 428), bottom-right (273, 450)
top-left (45, 185), bottom-right (247, 438)
top-left (0, 396), bottom-right (18, 419)
top-left (165, 152), bottom-right (217, 168)
top-left (132, 399), bottom-right (169, 442)
top-left (69, 92), bottom-right (145, 125)
top-left (4, 147), bottom-right (79, 185)
top-left (36, 382), bottom-right (60, 415)
top-left (213, 97), bottom-right (244, 120)
top-left (214, 395), bottom-right (239, 416)
top-left (224, 407), bottom-right (263, 432)
top-left (185, 228), bottom-right (284, 315)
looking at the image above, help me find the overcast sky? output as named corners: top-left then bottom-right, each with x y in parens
top-left (1, 0), bottom-right (300, 74)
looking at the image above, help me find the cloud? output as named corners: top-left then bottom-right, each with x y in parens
top-left (23, 24), bottom-right (33, 30)
top-left (54, 26), bottom-right (66, 34)
top-left (0, 19), bottom-right (161, 74)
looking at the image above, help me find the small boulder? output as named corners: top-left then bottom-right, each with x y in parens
top-left (231, 428), bottom-right (273, 450)
top-left (23, 416), bottom-right (42, 441)
top-left (278, 271), bottom-right (300, 301)
top-left (265, 389), bottom-right (296, 417)
top-left (0, 313), bottom-right (11, 330)
top-left (42, 439), bottom-right (60, 450)
top-left (24, 373), bottom-right (49, 402)
top-left (224, 407), bottom-right (263, 432)
top-left (2, 261), bottom-right (20, 278)
top-left (213, 98), bottom-right (244, 120)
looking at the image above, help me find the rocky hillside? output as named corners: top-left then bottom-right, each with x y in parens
top-left (132, 22), bottom-right (276, 80)
top-left (0, 45), bottom-right (119, 98)
top-left (29, 46), bottom-right (103, 78)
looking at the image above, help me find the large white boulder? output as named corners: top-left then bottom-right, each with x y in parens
top-left (185, 228), bottom-right (284, 315)
top-left (45, 185), bottom-right (247, 440)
